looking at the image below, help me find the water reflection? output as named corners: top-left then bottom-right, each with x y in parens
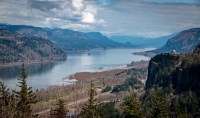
top-left (0, 62), bottom-right (57, 80)
top-left (0, 48), bottom-right (155, 90)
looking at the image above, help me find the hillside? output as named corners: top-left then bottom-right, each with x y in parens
top-left (0, 24), bottom-right (135, 51)
top-left (152, 28), bottom-right (200, 53)
top-left (143, 44), bottom-right (200, 116)
top-left (133, 28), bottom-right (200, 57)
top-left (146, 44), bottom-right (200, 92)
top-left (0, 30), bottom-right (66, 65)
top-left (0, 24), bottom-right (54, 40)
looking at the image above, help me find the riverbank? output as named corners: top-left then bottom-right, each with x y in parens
top-left (0, 58), bottom-right (66, 67)
top-left (65, 47), bottom-right (148, 53)
top-left (63, 60), bottom-right (149, 82)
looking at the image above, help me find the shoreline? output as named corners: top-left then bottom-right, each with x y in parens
top-left (65, 47), bottom-right (150, 53)
top-left (63, 60), bottom-right (149, 82)
top-left (0, 59), bottom-right (65, 67)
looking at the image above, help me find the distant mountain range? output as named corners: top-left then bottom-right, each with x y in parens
top-left (0, 30), bottom-right (66, 65)
top-left (0, 24), bottom-right (135, 51)
top-left (134, 28), bottom-right (200, 57)
top-left (152, 28), bottom-right (200, 53)
top-left (110, 33), bottom-right (178, 48)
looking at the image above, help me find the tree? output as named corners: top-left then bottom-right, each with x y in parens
top-left (81, 81), bottom-right (99, 118)
top-left (175, 104), bottom-right (188, 118)
top-left (148, 87), bottom-right (169, 118)
top-left (13, 63), bottom-right (38, 118)
top-left (96, 102), bottom-right (120, 118)
top-left (122, 87), bottom-right (142, 118)
top-left (50, 99), bottom-right (68, 118)
top-left (0, 81), bottom-right (15, 118)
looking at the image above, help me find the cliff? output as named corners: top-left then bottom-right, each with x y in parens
top-left (146, 44), bottom-right (200, 93)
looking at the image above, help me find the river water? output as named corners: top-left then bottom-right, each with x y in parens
top-left (0, 48), bottom-right (154, 90)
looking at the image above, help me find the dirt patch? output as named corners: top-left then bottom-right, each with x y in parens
top-left (68, 69), bottom-right (124, 81)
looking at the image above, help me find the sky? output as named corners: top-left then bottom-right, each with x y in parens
top-left (0, 0), bottom-right (200, 38)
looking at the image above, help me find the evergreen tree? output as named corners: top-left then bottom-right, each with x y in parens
top-left (96, 102), bottom-right (120, 118)
top-left (0, 81), bottom-right (15, 118)
top-left (13, 63), bottom-right (38, 118)
top-left (148, 87), bottom-right (169, 118)
top-left (51, 99), bottom-right (67, 118)
top-left (81, 81), bottom-right (99, 118)
top-left (175, 104), bottom-right (188, 118)
top-left (122, 87), bottom-right (142, 118)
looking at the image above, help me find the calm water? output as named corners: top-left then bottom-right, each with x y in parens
top-left (0, 48), bottom-right (154, 90)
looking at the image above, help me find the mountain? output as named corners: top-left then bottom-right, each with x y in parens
top-left (143, 45), bottom-right (200, 116)
top-left (0, 24), bottom-right (135, 51)
top-left (0, 30), bottom-right (66, 65)
top-left (134, 28), bottom-right (200, 57)
top-left (110, 33), bottom-right (178, 48)
top-left (152, 28), bottom-right (200, 54)
top-left (0, 24), bottom-right (54, 40)
top-left (146, 44), bottom-right (200, 93)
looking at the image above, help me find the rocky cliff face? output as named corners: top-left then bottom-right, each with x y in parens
top-left (152, 28), bottom-right (200, 54)
top-left (146, 44), bottom-right (200, 93)
top-left (0, 30), bottom-right (66, 65)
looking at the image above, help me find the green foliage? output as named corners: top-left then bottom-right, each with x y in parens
top-left (51, 99), bottom-right (67, 118)
top-left (148, 87), bottom-right (169, 118)
top-left (112, 78), bottom-right (143, 93)
top-left (174, 104), bottom-right (188, 118)
top-left (96, 102), bottom-right (120, 118)
top-left (102, 86), bottom-right (111, 93)
top-left (0, 81), bottom-right (15, 118)
top-left (122, 87), bottom-right (142, 118)
top-left (12, 63), bottom-right (38, 118)
top-left (81, 81), bottom-right (99, 118)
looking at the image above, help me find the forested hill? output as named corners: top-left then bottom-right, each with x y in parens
top-left (146, 44), bottom-right (200, 92)
top-left (0, 24), bottom-right (135, 51)
top-left (0, 30), bottom-right (66, 65)
top-left (142, 44), bottom-right (200, 117)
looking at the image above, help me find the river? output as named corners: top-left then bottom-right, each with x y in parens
top-left (0, 48), bottom-right (155, 90)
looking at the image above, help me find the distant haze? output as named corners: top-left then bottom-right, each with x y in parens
top-left (110, 33), bottom-right (179, 48)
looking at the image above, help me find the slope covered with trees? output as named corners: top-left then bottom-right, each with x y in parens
top-left (144, 44), bottom-right (200, 117)
top-left (0, 30), bottom-right (66, 65)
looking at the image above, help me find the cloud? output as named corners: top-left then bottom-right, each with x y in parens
top-left (72, 0), bottom-right (84, 10)
top-left (82, 5), bottom-right (97, 23)
top-left (0, 0), bottom-right (199, 38)
top-left (27, 0), bottom-right (66, 12)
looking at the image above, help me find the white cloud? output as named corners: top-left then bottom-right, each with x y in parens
top-left (72, 0), bottom-right (84, 10)
top-left (82, 11), bottom-right (95, 23)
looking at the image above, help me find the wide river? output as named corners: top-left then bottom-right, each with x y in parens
top-left (0, 48), bottom-right (154, 90)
